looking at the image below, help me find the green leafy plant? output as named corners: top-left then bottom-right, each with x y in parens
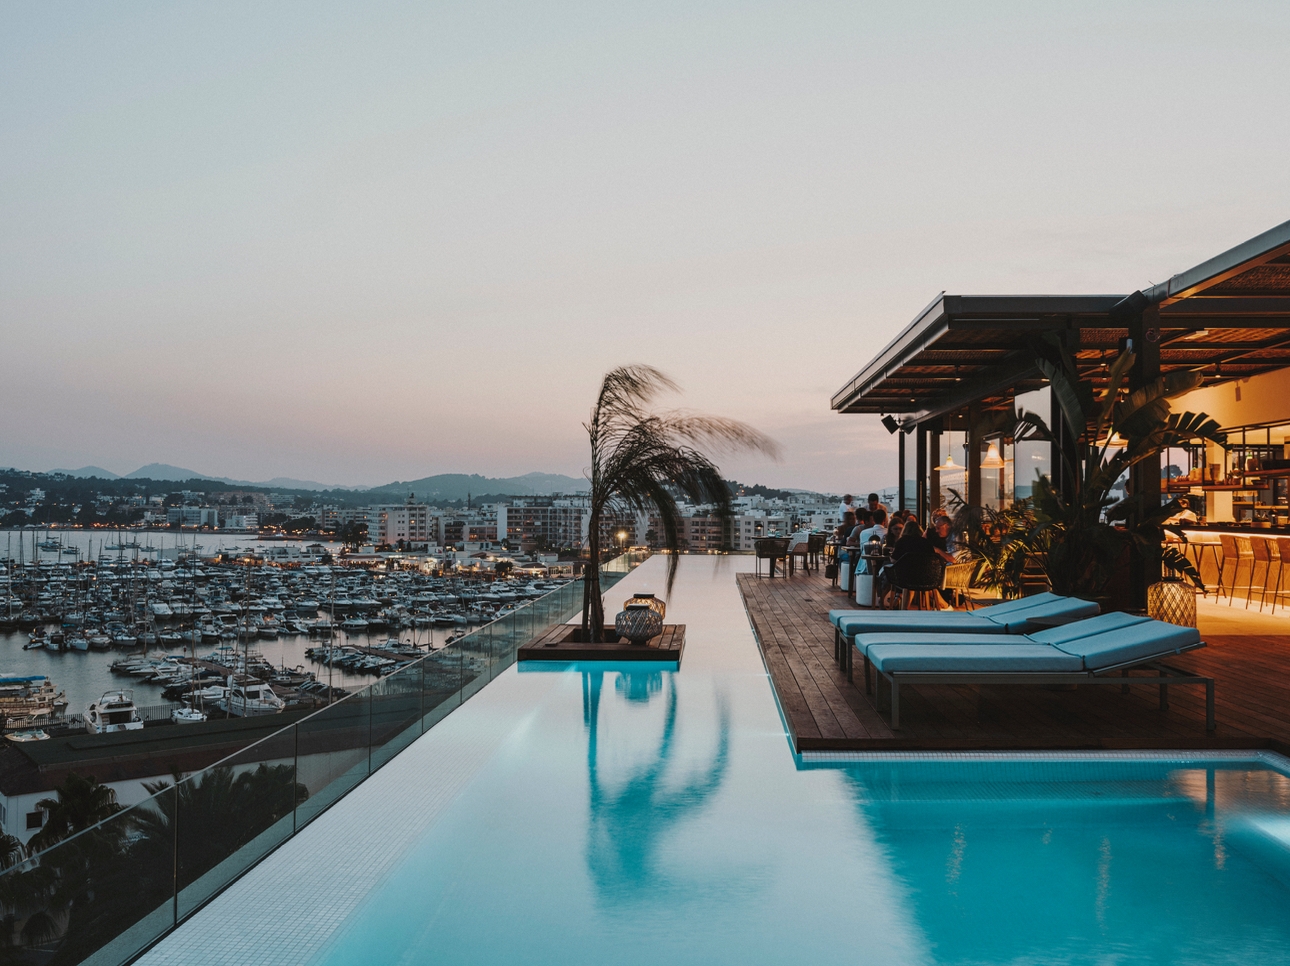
top-left (1016, 338), bottom-right (1225, 598)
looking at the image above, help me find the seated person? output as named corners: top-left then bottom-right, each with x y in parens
top-left (927, 515), bottom-right (956, 564)
top-left (855, 508), bottom-right (889, 574)
top-left (893, 518), bottom-right (936, 561)
top-left (1164, 497), bottom-right (1198, 525)
top-left (834, 511), bottom-right (857, 544)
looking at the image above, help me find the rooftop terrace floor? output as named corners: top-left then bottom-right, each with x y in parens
top-left (739, 570), bottom-right (1290, 753)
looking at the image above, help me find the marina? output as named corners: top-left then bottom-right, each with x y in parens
top-left (0, 536), bottom-right (575, 734)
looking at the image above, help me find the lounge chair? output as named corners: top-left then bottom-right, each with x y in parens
top-left (829, 592), bottom-right (1099, 666)
top-left (859, 615), bottom-right (1214, 731)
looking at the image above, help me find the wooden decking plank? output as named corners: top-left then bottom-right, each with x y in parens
top-left (737, 569), bottom-right (1290, 752)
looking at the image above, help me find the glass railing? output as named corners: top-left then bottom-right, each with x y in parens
top-left (0, 552), bottom-right (646, 966)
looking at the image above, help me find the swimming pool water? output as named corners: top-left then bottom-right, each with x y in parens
top-left (302, 558), bottom-right (1290, 966)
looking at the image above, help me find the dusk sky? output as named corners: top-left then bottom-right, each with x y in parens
top-left (3, 1), bottom-right (1289, 493)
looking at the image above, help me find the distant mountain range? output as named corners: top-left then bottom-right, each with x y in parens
top-left (367, 472), bottom-right (588, 502)
top-left (47, 465), bottom-right (588, 499)
top-left (52, 463), bottom-right (365, 491)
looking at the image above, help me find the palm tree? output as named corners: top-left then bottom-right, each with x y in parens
top-left (29, 773), bottom-right (122, 853)
top-left (581, 365), bottom-right (778, 641)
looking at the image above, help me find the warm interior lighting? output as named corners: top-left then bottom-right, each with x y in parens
top-left (981, 442), bottom-right (1006, 468)
top-left (935, 453), bottom-right (959, 471)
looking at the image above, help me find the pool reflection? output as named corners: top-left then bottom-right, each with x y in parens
top-left (582, 670), bottom-right (730, 904)
top-left (833, 760), bottom-right (1290, 965)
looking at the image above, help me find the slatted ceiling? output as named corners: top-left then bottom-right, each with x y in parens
top-left (1206, 264), bottom-right (1290, 294)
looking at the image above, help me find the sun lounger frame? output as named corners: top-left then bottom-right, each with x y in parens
top-left (862, 643), bottom-right (1215, 732)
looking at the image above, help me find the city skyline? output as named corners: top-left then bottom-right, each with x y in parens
top-left (4, 2), bottom-right (1290, 493)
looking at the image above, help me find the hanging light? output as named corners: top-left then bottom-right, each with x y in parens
top-left (1107, 432), bottom-right (1127, 447)
top-left (981, 442), bottom-right (1006, 468)
top-left (935, 453), bottom-right (960, 471)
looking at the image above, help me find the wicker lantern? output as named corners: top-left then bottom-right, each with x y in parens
top-left (623, 592), bottom-right (666, 622)
top-left (1147, 579), bottom-right (1197, 628)
top-left (615, 603), bottom-right (664, 644)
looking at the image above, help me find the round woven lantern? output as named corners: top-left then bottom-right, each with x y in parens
top-left (623, 592), bottom-right (666, 622)
top-left (1147, 580), bottom-right (1197, 628)
top-left (615, 603), bottom-right (664, 644)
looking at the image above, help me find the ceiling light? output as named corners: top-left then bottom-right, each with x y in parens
top-left (935, 453), bottom-right (960, 471)
top-left (981, 443), bottom-right (1006, 468)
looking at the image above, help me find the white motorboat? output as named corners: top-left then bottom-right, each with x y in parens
top-left (171, 707), bottom-right (207, 724)
top-left (6, 729), bottom-right (50, 742)
top-left (218, 680), bottom-right (286, 717)
top-left (85, 690), bottom-right (144, 734)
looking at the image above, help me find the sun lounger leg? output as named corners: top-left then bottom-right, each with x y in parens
top-left (1121, 669), bottom-right (1130, 694)
top-left (891, 679), bottom-right (900, 730)
top-left (863, 654), bottom-right (871, 694)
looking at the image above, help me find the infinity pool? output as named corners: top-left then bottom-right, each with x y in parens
top-left (141, 556), bottom-right (1290, 966)
top-left (300, 558), bottom-right (1290, 966)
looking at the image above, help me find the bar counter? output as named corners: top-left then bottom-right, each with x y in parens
top-left (1173, 525), bottom-right (1290, 592)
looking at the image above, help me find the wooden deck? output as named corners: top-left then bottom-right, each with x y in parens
top-left (737, 571), bottom-right (1290, 753)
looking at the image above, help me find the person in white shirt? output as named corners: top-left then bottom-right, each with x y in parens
top-left (838, 494), bottom-right (856, 520)
top-left (854, 508), bottom-right (889, 574)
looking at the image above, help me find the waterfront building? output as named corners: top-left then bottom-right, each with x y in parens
top-left (497, 499), bottom-right (590, 551)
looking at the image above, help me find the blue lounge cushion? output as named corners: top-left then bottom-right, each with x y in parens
top-left (853, 631), bottom-right (1021, 658)
top-left (1052, 620), bottom-right (1201, 670)
top-left (980, 596), bottom-right (1101, 631)
top-left (867, 643), bottom-right (1085, 673)
top-left (838, 613), bottom-right (1000, 638)
top-left (973, 592), bottom-right (1062, 617)
top-left (1028, 611), bottom-right (1151, 645)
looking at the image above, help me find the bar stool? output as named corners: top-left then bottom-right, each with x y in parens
top-left (1248, 535), bottom-right (1274, 610)
top-left (1218, 534), bottom-right (1252, 605)
top-left (1190, 538), bottom-right (1223, 596)
top-left (1272, 537), bottom-right (1290, 614)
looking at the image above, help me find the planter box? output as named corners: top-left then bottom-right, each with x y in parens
top-left (517, 623), bottom-right (685, 664)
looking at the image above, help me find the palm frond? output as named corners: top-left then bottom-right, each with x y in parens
top-left (582, 366), bottom-right (777, 639)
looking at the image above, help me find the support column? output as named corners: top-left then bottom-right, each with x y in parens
top-left (897, 431), bottom-right (907, 512)
top-left (967, 404), bottom-right (982, 509)
top-left (928, 429), bottom-right (942, 524)
top-left (916, 426), bottom-right (928, 524)
top-left (1129, 304), bottom-right (1163, 609)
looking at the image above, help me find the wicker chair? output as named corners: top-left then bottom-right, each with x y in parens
top-left (754, 537), bottom-right (791, 578)
top-left (942, 558), bottom-right (978, 608)
top-left (787, 534), bottom-right (813, 575)
top-left (889, 554), bottom-right (946, 610)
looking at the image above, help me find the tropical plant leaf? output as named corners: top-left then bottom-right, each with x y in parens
top-left (1093, 350), bottom-right (1136, 442)
top-left (1035, 357), bottom-right (1090, 440)
top-left (1162, 546), bottom-right (1205, 590)
top-left (1013, 408), bottom-right (1054, 442)
top-left (1115, 370), bottom-right (1204, 438)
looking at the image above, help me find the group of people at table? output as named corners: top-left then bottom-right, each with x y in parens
top-left (830, 493), bottom-right (956, 606)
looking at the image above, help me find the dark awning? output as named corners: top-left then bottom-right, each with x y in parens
top-left (832, 219), bottom-right (1290, 427)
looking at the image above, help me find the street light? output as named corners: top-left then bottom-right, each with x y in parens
top-left (616, 529), bottom-right (628, 551)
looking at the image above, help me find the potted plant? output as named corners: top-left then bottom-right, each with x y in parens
top-left (954, 335), bottom-right (1222, 598)
top-left (576, 365), bottom-right (777, 642)
top-left (1008, 338), bottom-right (1225, 600)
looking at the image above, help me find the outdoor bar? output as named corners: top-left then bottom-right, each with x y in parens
top-left (832, 218), bottom-right (1290, 611)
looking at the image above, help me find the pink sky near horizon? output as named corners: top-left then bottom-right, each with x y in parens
top-left (3, 2), bottom-right (1289, 493)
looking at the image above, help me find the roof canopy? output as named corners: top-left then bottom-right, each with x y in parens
top-left (832, 220), bottom-right (1290, 426)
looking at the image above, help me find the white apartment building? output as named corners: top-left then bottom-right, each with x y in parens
top-left (364, 503), bottom-right (437, 546)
